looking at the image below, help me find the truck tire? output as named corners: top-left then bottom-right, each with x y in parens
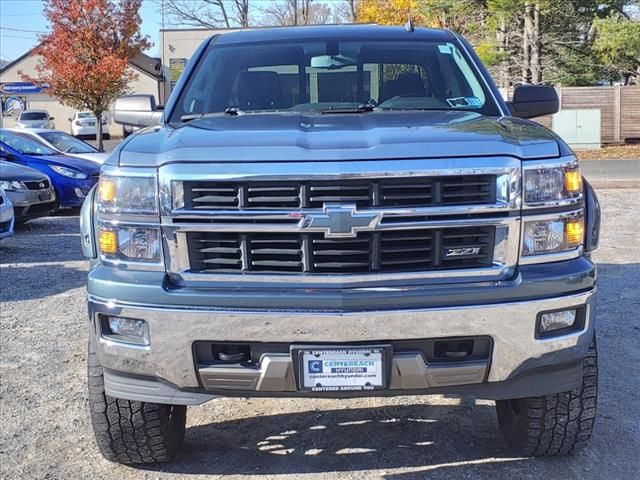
top-left (87, 339), bottom-right (187, 464)
top-left (496, 338), bottom-right (597, 456)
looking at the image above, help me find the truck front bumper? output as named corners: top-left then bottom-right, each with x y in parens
top-left (88, 258), bottom-right (596, 404)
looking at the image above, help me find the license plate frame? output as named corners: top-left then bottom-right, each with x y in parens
top-left (292, 345), bottom-right (392, 392)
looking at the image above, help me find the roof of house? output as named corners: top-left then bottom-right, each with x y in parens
top-left (0, 48), bottom-right (162, 80)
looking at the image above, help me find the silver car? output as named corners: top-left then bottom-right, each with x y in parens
top-left (0, 188), bottom-right (14, 240)
top-left (0, 161), bottom-right (57, 222)
top-left (7, 128), bottom-right (108, 164)
top-left (16, 110), bottom-right (54, 129)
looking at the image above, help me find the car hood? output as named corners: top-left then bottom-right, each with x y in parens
top-left (0, 160), bottom-right (49, 181)
top-left (68, 152), bottom-right (109, 164)
top-left (28, 154), bottom-right (101, 174)
top-left (116, 111), bottom-right (561, 167)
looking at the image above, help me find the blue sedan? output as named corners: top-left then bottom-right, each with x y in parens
top-left (0, 129), bottom-right (100, 208)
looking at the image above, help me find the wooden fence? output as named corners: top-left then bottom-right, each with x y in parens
top-left (506, 85), bottom-right (640, 144)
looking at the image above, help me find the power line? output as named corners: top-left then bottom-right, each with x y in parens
top-left (0, 33), bottom-right (37, 39)
top-left (0, 26), bottom-right (46, 34)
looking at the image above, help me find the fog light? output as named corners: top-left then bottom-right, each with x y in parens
top-left (75, 187), bottom-right (86, 198)
top-left (540, 309), bottom-right (576, 334)
top-left (104, 316), bottom-right (149, 345)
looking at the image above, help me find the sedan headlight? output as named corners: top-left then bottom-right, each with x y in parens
top-left (98, 175), bottom-right (157, 214)
top-left (0, 180), bottom-right (24, 191)
top-left (522, 214), bottom-right (584, 256)
top-left (524, 164), bottom-right (582, 205)
top-left (51, 165), bottom-right (88, 179)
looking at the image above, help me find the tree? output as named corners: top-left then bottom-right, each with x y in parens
top-left (357, 0), bottom-right (427, 25)
top-left (23, 0), bottom-right (150, 151)
top-left (160, 0), bottom-right (251, 28)
top-left (262, 1), bottom-right (337, 26)
top-left (593, 15), bottom-right (640, 84)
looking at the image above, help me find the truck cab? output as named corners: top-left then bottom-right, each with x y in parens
top-left (80, 25), bottom-right (600, 464)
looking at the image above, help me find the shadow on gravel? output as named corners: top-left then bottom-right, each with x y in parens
top-left (137, 403), bottom-right (536, 477)
top-left (1, 216), bottom-right (84, 264)
top-left (0, 263), bottom-right (86, 301)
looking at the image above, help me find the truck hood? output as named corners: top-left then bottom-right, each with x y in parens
top-left (117, 111), bottom-right (560, 167)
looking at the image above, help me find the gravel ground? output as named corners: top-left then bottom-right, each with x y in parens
top-left (1, 189), bottom-right (639, 480)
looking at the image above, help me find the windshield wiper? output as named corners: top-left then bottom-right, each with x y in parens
top-left (320, 103), bottom-right (376, 115)
top-left (180, 106), bottom-right (245, 123)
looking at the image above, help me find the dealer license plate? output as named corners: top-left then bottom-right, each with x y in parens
top-left (295, 347), bottom-right (388, 392)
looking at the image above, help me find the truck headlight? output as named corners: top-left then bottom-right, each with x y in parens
top-left (99, 227), bottom-right (161, 262)
top-left (522, 215), bottom-right (584, 256)
top-left (524, 164), bottom-right (582, 205)
top-left (98, 175), bottom-right (157, 214)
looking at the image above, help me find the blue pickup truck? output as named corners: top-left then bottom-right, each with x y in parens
top-left (80, 25), bottom-right (600, 464)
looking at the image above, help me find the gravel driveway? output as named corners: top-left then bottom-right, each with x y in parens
top-left (1, 189), bottom-right (638, 480)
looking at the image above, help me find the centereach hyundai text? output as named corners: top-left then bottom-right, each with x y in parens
top-left (80, 25), bottom-right (600, 464)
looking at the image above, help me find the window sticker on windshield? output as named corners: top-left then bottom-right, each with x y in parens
top-left (447, 96), bottom-right (483, 108)
top-left (438, 44), bottom-right (453, 54)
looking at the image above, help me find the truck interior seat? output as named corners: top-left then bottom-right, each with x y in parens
top-left (381, 72), bottom-right (427, 102)
top-left (237, 71), bottom-right (284, 110)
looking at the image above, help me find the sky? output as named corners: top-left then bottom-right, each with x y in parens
top-left (0, 0), bottom-right (164, 63)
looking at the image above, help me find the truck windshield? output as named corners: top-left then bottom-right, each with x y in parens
top-left (170, 38), bottom-right (499, 122)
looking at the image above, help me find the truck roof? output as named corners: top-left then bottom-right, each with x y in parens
top-left (213, 24), bottom-right (455, 46)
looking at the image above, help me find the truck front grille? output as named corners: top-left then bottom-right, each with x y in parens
top-left (183, 175), bottom-right (496, 210)
top-left (187, 226), bottom-right (495, 275)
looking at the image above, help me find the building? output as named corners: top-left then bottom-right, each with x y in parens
top-left (0, 49), bottom-right (163, 137)
top-left (159, 28), bottom-right (227, 101)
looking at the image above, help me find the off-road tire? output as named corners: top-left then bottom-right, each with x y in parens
top-left (496, 338), bottom-right (598, 456)
top-left (87, 339), bottom-right (187, 464)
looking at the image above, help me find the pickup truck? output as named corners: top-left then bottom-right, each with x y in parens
top-left (80, 25), bottom-right (601, 464)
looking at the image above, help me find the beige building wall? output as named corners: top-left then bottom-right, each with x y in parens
top-left (1, 53), bottom-right (160, 137)
top-left (160, 28), bottom-right (230, 102)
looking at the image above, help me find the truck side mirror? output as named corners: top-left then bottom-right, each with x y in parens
top-left (507, 85), bottom-right (559, 119)
top-left (113, 94), bottom-right (162, 128)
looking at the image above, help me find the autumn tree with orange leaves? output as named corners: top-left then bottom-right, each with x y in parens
top-left (23, 0), bottom-right (150, 151)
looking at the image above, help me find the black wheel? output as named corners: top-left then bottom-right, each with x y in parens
top-left (87, 339), bottom-right (187, 464)
top-left (496, 338), bottom-right (598, 456)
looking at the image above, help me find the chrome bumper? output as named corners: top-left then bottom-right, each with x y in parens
top-left (90, 289), bottom-right (595, 397)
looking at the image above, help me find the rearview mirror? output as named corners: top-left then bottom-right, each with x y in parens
top-left (49, 117), bottom-right (55, 121)
top-left (507, 85), bottom-right (559, 119)
top-left (113, 94), bottom-right (162, 128)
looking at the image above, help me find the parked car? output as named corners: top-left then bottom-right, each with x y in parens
top-left (0, 188), bottom-right (15, 240)
top-left (16, 110), bottom-right (54, 129)
top-left (70, 111), bottom-right (110, 139)
top-left (7, 128), bottom-right (109, 164)
top-left (0, 129), bottom-right (99, 208)
top-left (0, 160), bottom-right (57, 222)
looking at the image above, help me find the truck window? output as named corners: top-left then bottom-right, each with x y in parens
top-left (170, 39), bottom-right (498, 122)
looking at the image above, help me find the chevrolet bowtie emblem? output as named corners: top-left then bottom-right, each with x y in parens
top-left (303, 204), bottom-right (381, 238)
